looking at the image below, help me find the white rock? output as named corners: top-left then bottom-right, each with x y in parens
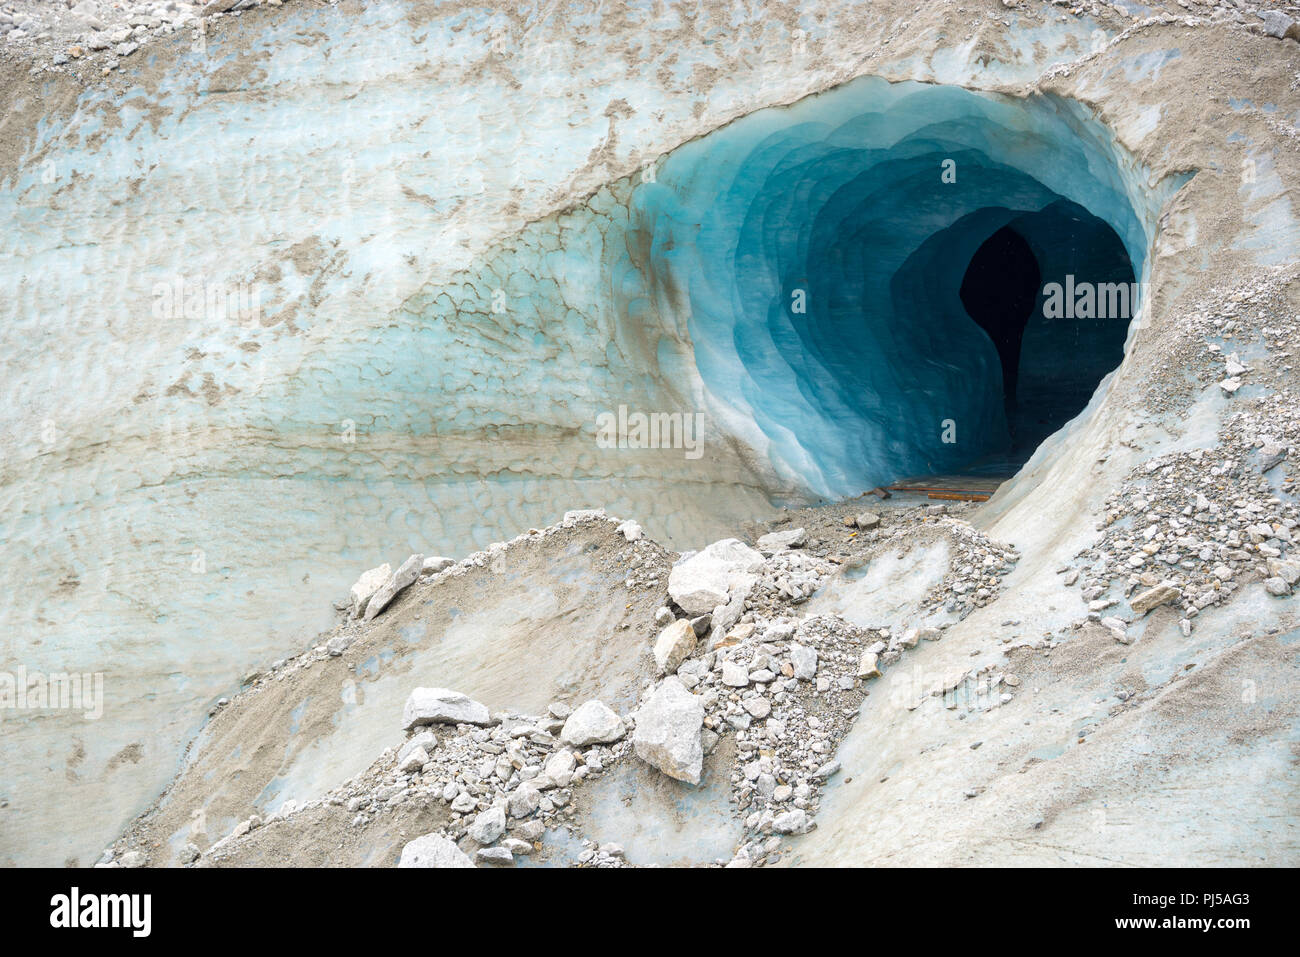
top-left (365, 553), bottom-right (424, 620)
top-left (402, 688), bottom-right (491, 731)
top-left (508, 783), bottom-right (541, 818)
top-left (789, 643), bottom-right (818, 680)
top-left (502, 837), bottom-right (533, 856)
top-left (514, 820), bottom-right (545, 841)
top-left (633, 676), bottom-right (705, 785)
top-left (617, 520), bottom-right (644, 541)
top-left (559, 700), bottom-right (625, 746)
top-left (542, 749), bottom-right (577, 788)
top-left (721, 660), bottom-right (750, 687)
top-left (668, 539), bottom-right (764, 615)
top-left (772, 808), bottom-right (809, 834)
top-left (201, 0), bottom-right (245, 15)
top-left (349, 563), bottom-right (391, 618)
top-left (398, 730), bottom-right (437, 766)
top-left (812, 760), bottom-right (841, 781)
top-left (710, 582), bottom-right (751, 635)
top-left (467, 806), bottom-right (507, 844)
top-left (421, 556), bottom-right (455, 575)
top-left (475, 846), bottom-right (515, 865)
top-left (1269, 559), bottom-right (1300, 586)
top-left (1100, 616), bottom-right (1130, 644)
top-left (1258, 10), bottom-right (1297, 39)
top-left (756, 527), bottom-right (806, 551)
top-left (653, 618), bottom-right (697, 674)
top-left (563, 508), bottom-right (606, 525)
top-left (398, 833), bottom-right (474, 868)
top-left (396, 746), bottom-right (429, 773)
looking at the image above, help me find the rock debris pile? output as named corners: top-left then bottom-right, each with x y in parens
top-left (172, 505), bottom-right (1021, 869)
top-left (235, 508), bottom-right (1012, 869)
top-left (1062, 272), bottom-right (1300, 642)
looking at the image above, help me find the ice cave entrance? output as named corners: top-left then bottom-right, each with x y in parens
top-left (628, 77), bottom-right (1170, 502)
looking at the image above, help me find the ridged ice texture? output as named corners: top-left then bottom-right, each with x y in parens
top-left (629, 76), bottom-right (1177, 499)
top-left (0, 3), bottom-right (1174, 867)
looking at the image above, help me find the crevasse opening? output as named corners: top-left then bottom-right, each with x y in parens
top-left (628, 77), bottom-right (1173, 499)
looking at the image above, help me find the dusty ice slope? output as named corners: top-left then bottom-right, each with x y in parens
top-left (1, 0), bottom-right (1298, 865)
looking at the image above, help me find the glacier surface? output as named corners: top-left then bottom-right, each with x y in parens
top-left (0, 1), bottom-right (1210, 866)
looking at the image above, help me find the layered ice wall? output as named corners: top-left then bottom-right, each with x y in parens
top-left (0, 4), bottom-right (778, 866)
top-left (0, 1), bottom-right (1198, 867)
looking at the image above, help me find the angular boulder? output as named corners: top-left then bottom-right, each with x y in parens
top-left (396, 746), bottom-right (429, 773)
top-left (653, 618), bottom-right (697, 674)
top-left (421, 556), bottom-right (456, 576)
top-left (857, 651), bottom-right (882, 679)
top-left (1258, 10), bottom-right (1299, 40)
top-left (542, 749), bottom-right (577, 788)
top-left (402, 688), bottom-right (491, 731)
top-left (1100, 616), bottom-right (1130, 644)
top-left (397, 730), bottom-right (437, 766)
top-left (349, 563), bottom-right (391, 618)
top-left (789, 643), bottom-right (818, 680)
top-left (1268, 559), bottom-right (1300, 586)
top-left (1130, 581), bottom-right (1181, 616)
top-left (710, 581), bottom-right (752, 636)
top-left (467, 806), bottom-right (507, 845)
top-left (633, 676), bottom-right (705, 785)
top-left (721, 659), bottom-right (749, 687)
top-left (756, 527), bottom-right (806, 552)
top-left (365, 553), bottom-right (424, 620)
top-left (667, 539), bottom-right (765, 615)
top-left (476, 846), bottom-right (515, 866)
top-left (559, 700), bottom-right (625, 746)
top-left (397, 833), bottom-right (474, 868)
top-left (772, 808), bottom-right (810, 834)
top-left (508, 783), bottom-right (541, 818)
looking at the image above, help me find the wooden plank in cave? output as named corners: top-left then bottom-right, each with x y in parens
top-left (886, 474), bottom-right (1007, 502)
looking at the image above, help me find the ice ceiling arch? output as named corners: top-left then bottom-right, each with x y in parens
top-left (626, 77), bottom-right (1176, 499)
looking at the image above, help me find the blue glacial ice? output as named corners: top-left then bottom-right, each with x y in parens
top-left (625, 75), bottom-right (1181, 499)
